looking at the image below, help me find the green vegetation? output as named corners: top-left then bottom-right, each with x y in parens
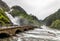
top-left (10, 6), bottom-right (41, 27)
top-left (43, 9), bottom-right (60, 29)
top-left (10, 6), bottom-right (27, 17)
top-left (0, 8), bottom-right (12, 26)
top-left (44, 9), bottom-right (60, 26)
top-left (50, 20), bottom-right (60, 29)
top-left (0, 0), bottom-right (12, 26)
top-left (0, 0), bottom-right (42, 27)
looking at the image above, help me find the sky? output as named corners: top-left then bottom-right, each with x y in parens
top-left (2, 0), bottom-right (60, 20)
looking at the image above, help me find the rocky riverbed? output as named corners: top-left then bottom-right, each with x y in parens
top-left (0, 25), bottom-right (60, 41)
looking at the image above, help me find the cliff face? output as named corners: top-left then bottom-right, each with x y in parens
top-left (0, 0), bottom-right (10, 11)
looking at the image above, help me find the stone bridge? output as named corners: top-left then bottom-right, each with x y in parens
top-left (0, 25), bottom-right (37, 36)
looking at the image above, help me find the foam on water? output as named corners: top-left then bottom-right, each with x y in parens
top-left (16, 25), bottom-right (60, 41)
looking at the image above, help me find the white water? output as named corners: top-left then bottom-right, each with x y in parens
top-left (5, 12), bottom-right (20, 26)
top-left (15, 25), bottom-right (60, 41)
top-left (4, 10), bottom-right (60, 41)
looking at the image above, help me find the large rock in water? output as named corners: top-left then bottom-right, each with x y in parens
top-left (0, 0), bottom-right (10, 11)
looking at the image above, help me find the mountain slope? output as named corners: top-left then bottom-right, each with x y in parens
top-left (43, 9), bottom-right (60, 26)
top-left (0, 0), bottom-right (10, 11)
top-left (9, 5), bottom-right (41, 27)
top-left (0, 0), bottom-right (12, 26)
top-left (43, 9), bottom-right (60, 29)
top-left (0, 8), bottom-right (12, 26)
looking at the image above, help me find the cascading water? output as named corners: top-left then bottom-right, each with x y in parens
top-left (5, 12), bottom-right (20, 26)
top-left (11, 25), bottom-right (60, 41)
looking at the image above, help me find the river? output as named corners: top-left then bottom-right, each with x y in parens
top-left (0, 25), bottom-right (60, 41)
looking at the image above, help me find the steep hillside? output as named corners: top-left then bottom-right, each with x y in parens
top-left (0, 0), bottom-right (42, 27)
top-left (43, 9), bottom-right (60, 29)
top-left (44, 9), bottom-right (60, 26)
top-left (0, 0), bottom-right (12, 26)
top-left (0, 0), bottom-right (10, 11)
top-left (9, 6), bottom-right (41, 27)
top-left (0, 8), bottom-right (12, 26)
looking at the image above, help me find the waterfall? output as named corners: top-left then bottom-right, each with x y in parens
top-left (5, 12), bottom-right (20, 26)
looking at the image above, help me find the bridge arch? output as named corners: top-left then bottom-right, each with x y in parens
top-left (24, 29), bottom-right (28, 31)
top-left (15, 29), bottom-right (22, 34)
top-left (0, 33), bottom-right (10, 38)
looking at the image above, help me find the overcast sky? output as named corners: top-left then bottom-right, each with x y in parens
top-left (2, 0), bottom-right (60, 20)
